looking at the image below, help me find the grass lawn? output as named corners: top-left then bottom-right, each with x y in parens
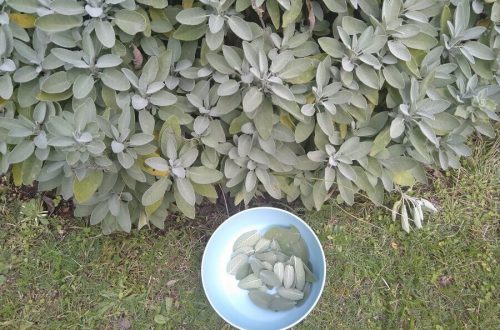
top-left (0, 136), bottom-right (498, 329)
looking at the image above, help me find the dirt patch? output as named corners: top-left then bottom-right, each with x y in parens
top-left (2, 174), bottom-right (306, 238)
top-left (0, 175), bottom-right (38, 201)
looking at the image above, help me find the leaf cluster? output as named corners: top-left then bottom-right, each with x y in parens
top-left (0, 0), bottom-right (498, 233)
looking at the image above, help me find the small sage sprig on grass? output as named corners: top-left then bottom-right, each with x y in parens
top-left (227, 226), bottom-right (317, 311)
top-left (392, 191), bottom-right (438, 233)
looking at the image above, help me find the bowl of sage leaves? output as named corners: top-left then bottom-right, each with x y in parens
top-left (202, 207), bottom-right (326, 330)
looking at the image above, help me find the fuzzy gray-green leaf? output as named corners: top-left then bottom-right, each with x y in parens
top-left (142, 177), bottom-right (169, 206)
top-left (7, 141), bottom-right (35, 164)
top-left (249, 258), bottom-right (265, 274)
top-left (283, 264), bottom-right (294, 289)
top-left (35, 14), bottom-right (82, 32)
top-left (259, 270), bottom-right (282, 287)
top-left (274, 262), bottom-right (285, 283)
top-left (232, 246), bottom-right (255, 257)
top-left (269, 296), bottom-right (296, 311)
top-left (233, 230), bottom-right (261, 251)
top-left (243, 87), bottom-right (263, 113)
top-left (238, 273), bottom-right (262, 289)
top-left (227, 16), bottom-right (253, 41)
top-left (303, 262), bottom-right (318, 282)
top-left (95, 20), bottom-right (115, 48)
top-left (277, 287), bottom-right (304, 300)
top-left (176, 8), bottom-right (207, 25)
top-left (297, 282), bottom-right (311, 306)
top-left (255, 251), bottom-right (278, 264)
top-left (235, 263), bottom-right (250, 280)
top-left (292, 256), bottom-right (306, 290)
top-left (41, 72), bottom-right (71, 94)
top-left (248, 290), bottom-right (273, 309)
top-left (254, 238), bottom-right (271, 253)
top-left (115, 10), bottom-right (147, 35)
top-left (227, 253), bottom-right (248, 275)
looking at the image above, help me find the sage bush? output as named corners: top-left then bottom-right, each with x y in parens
top-left (0, 0), bottom-right (498, 233)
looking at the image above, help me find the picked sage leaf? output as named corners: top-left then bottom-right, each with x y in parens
top-left (273, 262), bottom-right (284, 284)
top-left (248, 290), bottom-right (273, 309)
top-left (257, 285), bottom-right (269, 293)
top-left (259, 270), bottom-right (282, 287)
top-left (264, 225), bottom-right (309, 263)
top-left (304, 262), bottom-right (318, 282)
top-left (227, 226), bottom-right (318, 312)
top-left (292, 256), bottom-right (306, 291)
top-left (227, 253), bottom-right (248, 275)
top-left (277, 287), bottom-right (304, 300)
top-left (270, 239), bottom-right (281, 251)
top-left (233, 230), bottom-right (261, 251)
top-left (232, 246), bottom-right (255, 257)
top-left (275, 251), bottom-right (289, 263)
top-left (249, 258), bottom-right (265, 274)
top-left (269, 296), bottom-right (296, 311)
top-left (264, 226), bottom-right (300, 242)
top-left (283, 265), bottom-right (294, 289)
top-left (255, 251), bottom-right (277, 264)
top-left (262, 261), bottom-right (273, 271)
top-left (238, 273), bottom-right (262, 289)
top-left (296, 282), bottom-right (311, 307)
top-left (235, 263), bottom-right (250, 280)
top-left (254, 238), bottom-right (271, 252)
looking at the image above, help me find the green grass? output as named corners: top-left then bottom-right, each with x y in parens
top-left (0, 137), bottom-right (498, 329)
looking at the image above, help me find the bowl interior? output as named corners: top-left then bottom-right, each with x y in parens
top-left (202, 207), bottom-right (326, 330)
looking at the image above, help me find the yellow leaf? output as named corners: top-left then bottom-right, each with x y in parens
top-left (392, 170), bottom-right (415, 186)
top-left (9, 13), bottom-right (36, 28)
top-left (192, 183), bottom-right (218, 199)
top-left (138, 212), bottom-right (149, 230)
top-left (182, 0), bottom-right (194, 8)
top-left (145, 167), bottom-right (170, 177)
top-left (409, 49), bottom-right (426, 65)
top-left (145, 199), bottom-right (162, 216)
top-left (149, 8), bottom-right (166, 21)
top-left (140, 157), bottom-right (170, 177)
top-left (305, 93), bottom-right (316, 104)
top-left (0, 97), bottom-right (6, 106)
top-left (234, 190), bottom-right (244, 206)
top-left (476, 18), bottom-right (491, 28)
top-left (139, 152), bottom-right (170, 177)
top-left (280, 112), bottom-right (295, 130)
top-left (365, 90), bottom-right (379, 106)
top-left (37, 90), bottom-right (73, 102)
top-left (20, 155), bottom-right (41, 185)
top-left (73, 170), bottom-right (103, 203)
top-left (340, 124), bottom-right (348, 139)
top-left (12, 164), bottom-right (23, 186)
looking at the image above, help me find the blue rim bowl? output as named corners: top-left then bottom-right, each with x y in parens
top-left (201, 207), bottom-right (326, 330)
